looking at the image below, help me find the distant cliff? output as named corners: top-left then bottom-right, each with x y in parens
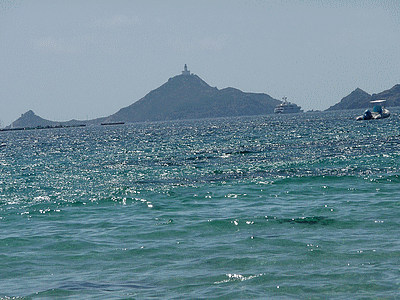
top-left (104, 74), bottom-right (281, 123)
top-left (327, 84), bottom-right (400, 111)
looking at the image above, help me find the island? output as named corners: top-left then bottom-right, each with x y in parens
top-left (5, 65), bottom-right (282, 129)
top-left (5, 65), bottom-right (400, 129)
top-left (326, 84), bottom-right (400, 111)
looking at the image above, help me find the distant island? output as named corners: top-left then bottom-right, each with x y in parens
top-left (6, 65), bottom-right (281, 129)
top-left (5, 65), bottom-right (400, 129)
top-left (326, 84), bottom-right (400, 111)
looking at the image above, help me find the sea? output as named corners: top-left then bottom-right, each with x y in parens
top-left (1, 109), bottom-right (400, 299)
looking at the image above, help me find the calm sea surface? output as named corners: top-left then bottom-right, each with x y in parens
top-left (1, 110), bottom-right (400, 299)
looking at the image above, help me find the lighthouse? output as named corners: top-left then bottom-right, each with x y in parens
top-left (182, 64), bottom-right (191, 75)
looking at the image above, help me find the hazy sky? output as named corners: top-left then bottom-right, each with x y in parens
top-left (1, 0), bottom-right (400, 126)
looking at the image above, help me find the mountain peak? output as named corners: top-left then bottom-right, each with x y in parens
top-left (24, 110), bottom-right (36, 116)
top-left (353, 87), bottom-right (367, 93)
top-left (5, 66), bottom-right (283, 126)
top-left (326, 87), bottom-right (372, 111)
top-left (326, 83), bottom-right (400, 111)
top-left (165, 74), bottom-right (214, 90)
top-left (8, 110), bottom-right (56, 129)
top-left (105, 72), bottom-right (279, 123)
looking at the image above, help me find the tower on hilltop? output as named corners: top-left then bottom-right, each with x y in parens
top-left (182, 64), bottom-right (191, 75)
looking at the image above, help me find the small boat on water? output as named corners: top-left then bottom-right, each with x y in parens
top-left (274, 97), bottom-right (303, 114)
top-left (356, 100), bottom-right (390, 120)
top-left (101, 122), bottom-right (125, 126)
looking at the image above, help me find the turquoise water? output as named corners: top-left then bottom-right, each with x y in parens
top-left (1, 110), bottom-right (400, 299)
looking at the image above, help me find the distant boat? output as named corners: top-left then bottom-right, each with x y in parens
top-left (356, 100), bottom-right (390, 120)
top-left (101, 122), bottom-right (125, 126)
top-left (274, 97), bottom-right (303, 114)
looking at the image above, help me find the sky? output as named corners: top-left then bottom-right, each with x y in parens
top-left (1, 0), bottom-right (400, 126)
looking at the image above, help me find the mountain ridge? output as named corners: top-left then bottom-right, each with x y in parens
top-left (327, 84), bottom-right (400, 111)
top-left (104, 74), bottom-right (280, 123)
top-left (7, 73), bottom-right (282, 128)
top-left (8, 69), bottom-right (400, 128)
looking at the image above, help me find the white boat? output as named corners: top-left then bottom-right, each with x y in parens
top-left (274, 97), bottom-right (303, 114)
top-left (356, 100), bottom-right (390, 120)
